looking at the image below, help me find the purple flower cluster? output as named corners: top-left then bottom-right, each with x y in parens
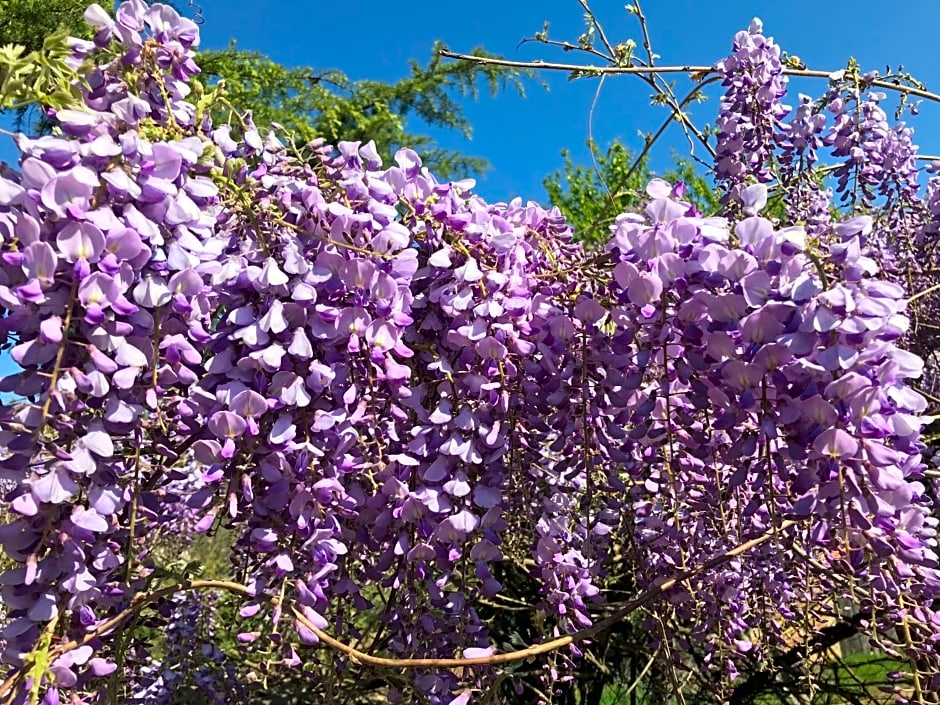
top-left (0, 3), bottom-right (602, 700)
top-left (713, 18), bottom-right (789, 204)
top-left (776, 93), bottom-right (833, 236)
top-left (824, 81), bottom-right (921, 212)
top-left (715, 19), bottom-right (939, 468)
top-left (0, 5), bottom-right (939, 704)
top-left (603, 182), bottom-right (939, 678)
top-left (712, 22), bottom-right (940, 687)
top-left (126, 590), bottom-right (243, 704)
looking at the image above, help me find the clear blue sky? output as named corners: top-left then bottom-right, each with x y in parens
top-left (4, 1), bottom-right (940, 200)
top-left (184, 0), bottom-right (940, 201)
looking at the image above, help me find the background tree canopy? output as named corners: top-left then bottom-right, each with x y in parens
top-left (0, 0), bottom-right (529, 177)
top-left (0, 0), bottom-right (92, 52)
top-left (195, 42), bottom-right (529, 178)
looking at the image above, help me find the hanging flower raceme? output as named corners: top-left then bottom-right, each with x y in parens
top-left (0, 4), bottom-right (218, 698)
top-left (713, 18), bottom-right (790, 205)
top-left (599, 181), bottom-right (940, 686)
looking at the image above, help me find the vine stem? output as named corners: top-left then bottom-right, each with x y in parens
top-left (296, 521), bottom-right (797, 668)
top-left (908, 281), bottom-right (940, 303)
top-left (438, 50), bottom-right (940, 105)
top-left (35, 279), bottom-right (78, 434)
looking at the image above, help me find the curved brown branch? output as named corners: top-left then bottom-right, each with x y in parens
top-left (0, 519), bottom-right (798, 705)
top-left (292, 521), bottom-right (795, 667)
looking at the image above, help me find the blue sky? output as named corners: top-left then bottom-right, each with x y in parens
top-left (185, 0), bottom-right (940, 201)
top-left (4, 1), bottom-right (940, 200)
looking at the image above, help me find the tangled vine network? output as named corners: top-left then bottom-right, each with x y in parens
top-left (1, 2), bottom-right (940, 704)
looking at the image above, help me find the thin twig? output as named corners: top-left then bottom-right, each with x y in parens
top-left (438, 50), bottom-right (940, 105)
top-left (587, 74), bottom-right (608, 194)
top-left (626, 0), bottom-right (710, 161)
top-left (622, 649), bottom-right (658, 700)
top-left (578, 0), bottom-right (616, 59)
top-left (630, 0), bottom-right (657, 69)
top-left (518, 35), bottom-right (611, 63)
top-left (908, 281), bottom-right (940, 304)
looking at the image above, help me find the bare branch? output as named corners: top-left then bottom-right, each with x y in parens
top-left (439, 50), bottom-right (940, 105)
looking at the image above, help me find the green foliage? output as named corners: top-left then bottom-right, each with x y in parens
top-left (0, 26), bottom-right (86, 113)
top-left (592, 650), bottom-right (910, 704)
top-left (543, 139), bottom-right (645, 248)
top-left (544, 138), bottom-right (720, 247)
top-left (0, 0), bottom-right (90, 55)
top-left (197, 41), bottom-right (530, 177)
top-left (0, 0), bottom-right (185, 53)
